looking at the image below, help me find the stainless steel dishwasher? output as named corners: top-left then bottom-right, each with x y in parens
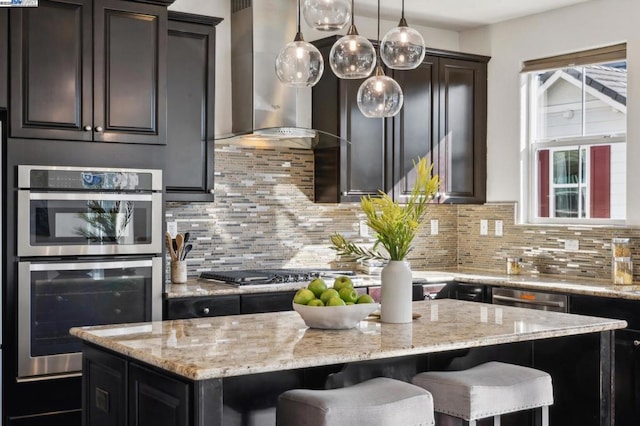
top-left (492, 287), bottom-right (568, 312)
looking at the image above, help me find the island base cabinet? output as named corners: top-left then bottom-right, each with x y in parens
top-left (129, 364), bottom-right (190, 426)
top-left (612, 329), bottom-right (640, 425)
top-left (83, 345), bottom-right (128, 426)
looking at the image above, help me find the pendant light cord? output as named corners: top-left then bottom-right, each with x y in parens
top-left (297, 0), bottom-right (301, 35)
top-left (351, 0), bottom-right (355, 25)
top-left (294, 0), bottom-right (303, 41)
top-left (402, 0), bottom-right (405, 20)
top-left (377, 0), bottom-right (380, 42)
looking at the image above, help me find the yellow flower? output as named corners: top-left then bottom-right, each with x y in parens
top-left (331, 157), bottom-right (440, 261)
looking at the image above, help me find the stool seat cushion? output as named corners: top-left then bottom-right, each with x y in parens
top-left (411, 361), bottom-right (553, 421)
top-left (277, 377), bottom-right (435, 426)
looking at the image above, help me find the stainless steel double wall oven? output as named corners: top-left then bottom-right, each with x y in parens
top-left (16, 165), bottom-right (163, 379)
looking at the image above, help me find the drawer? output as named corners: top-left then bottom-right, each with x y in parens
top-left (165, 295), bottom-right (240, 320)
top-left (241, 291), bottom-right (297, 314)
top-left (570, 294), bottom-right (640, 330)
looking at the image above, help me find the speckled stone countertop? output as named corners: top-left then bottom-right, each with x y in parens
top-left (165, 268), bottom-right (640, 301)
top-left (70, 299), bottom-right (626, 381)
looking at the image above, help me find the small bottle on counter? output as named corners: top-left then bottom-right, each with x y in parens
top-left (612, 238), bottom-right (633, 285)
top-left (506, 257), bottom-right (522, 275)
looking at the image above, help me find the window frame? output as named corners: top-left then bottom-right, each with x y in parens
top-left (524, 70), bottom-right (627, 225)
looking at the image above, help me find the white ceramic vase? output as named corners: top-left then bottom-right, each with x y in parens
top-left (380, 260), bottom-right (413, 323)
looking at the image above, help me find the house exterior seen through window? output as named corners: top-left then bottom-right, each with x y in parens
top-left (526, 59), bottom-right (627, 222)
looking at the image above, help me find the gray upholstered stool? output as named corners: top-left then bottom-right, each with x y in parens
top-left (277, 377), bottom-right (435, 426)
top-left (412, 362), bottom-right (553, 426)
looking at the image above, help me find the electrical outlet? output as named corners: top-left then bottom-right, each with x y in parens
top-left (359, 220), bottom-right (370, 237)
top-left (495, 220), bottom-right (503, 237)
top-left (430, 219), bottom-right (439, 235)
top-left (565, 239), bottom-right (579, 251)
top-left (480, 219), bottom-right (488, 235)
top-left (167, 221), bottom-right (178, 237)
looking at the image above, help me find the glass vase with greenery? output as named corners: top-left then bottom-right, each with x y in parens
top-left (330, 157), bottom-right (440, 261)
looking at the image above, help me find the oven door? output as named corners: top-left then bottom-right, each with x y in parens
top-left (17, 191), bottom-right (162, 256)
top-left (18, 257), bottom-right (162, 379)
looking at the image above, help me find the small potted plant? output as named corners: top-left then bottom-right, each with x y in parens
top-left (330, 157), bottom-right (440, 323)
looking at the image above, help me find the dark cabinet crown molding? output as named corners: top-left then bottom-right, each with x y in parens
top-left (168, 10), bottom-right (223, 26)
top-left (137, 0), bottom-right (176, 5)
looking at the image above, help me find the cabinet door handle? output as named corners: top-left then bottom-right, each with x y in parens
top-left (209, 189), bottom-right (215, 194)
top-left (633, 340), bottom-right (640, 347)
top-left (83, 125), bottom-right (92, 131)
top-left (341, 191), bottom-right (348, 196)
top-left (202, 307), bottom-right (210, 315)
top-left (95, 126), bottom-right (104, 132)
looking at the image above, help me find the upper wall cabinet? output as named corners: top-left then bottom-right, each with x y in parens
top-left (165, 12), bottom-right (221, 201)
top-left (10, 0), bottom-right (169, 145)
top-left (392, 53), bottom-right (488, 204)
top-left (312, 37), bottom-right (391, 203)
top-left (312, 36), bottom-right (489, 204)
top-left (0, 9), bottom-right (7, 109)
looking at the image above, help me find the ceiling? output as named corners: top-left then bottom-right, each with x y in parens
top-left (355, 0), bottom-right (597, 31)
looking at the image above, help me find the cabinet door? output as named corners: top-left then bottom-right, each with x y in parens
top-left (241, 291), bottom-right (297, 314)
top-left (93, 0), bottom-right (167, 145)
top-left (165, 14), bottom-right (217, 201)
top-left (83, 345), bottom-right (127, 426)
top-left (0, 9), bottom-right (8, 108)
top-left (614, 329), bottom-right (640, 426)
top-left (10, 0), bottom-right (93, 141)
top-left (436, 57), bottom-right (487, 203)
top-left (392, 57), bottom-right (438, 202)
top-left (339, 79), bottom-right (389, 202)
top-left (129, 363), bottom-right (190, 426)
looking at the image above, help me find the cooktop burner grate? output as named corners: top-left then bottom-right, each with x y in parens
top-left (199, 269), bottom-right (354, 286)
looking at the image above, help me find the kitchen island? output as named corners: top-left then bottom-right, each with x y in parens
top-left (71, 299), bottom-right (626, 426)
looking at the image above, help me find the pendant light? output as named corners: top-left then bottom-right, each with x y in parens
top-left (329, 0), bottom-right (376, 79)
top-left (380, 0), bottom-right (425, 70)
top-left (275, 0), bottom-right (325, 87)
top-left (303, 0), bottom-right (351, 31)
top-left (357, 0), bottom-right (403, 118)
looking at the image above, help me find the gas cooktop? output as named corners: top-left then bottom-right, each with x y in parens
top-left (199, 269), bottom-right (355, 286)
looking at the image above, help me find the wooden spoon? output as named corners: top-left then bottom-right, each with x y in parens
top-left (175, 233), bottom-right (185, 262)
top-left (166, 232), bottom-right (178, 261)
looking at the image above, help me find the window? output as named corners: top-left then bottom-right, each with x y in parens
top-left (524, 45), bottom-right (627, 222)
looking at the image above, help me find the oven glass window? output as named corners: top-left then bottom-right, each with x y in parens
top-left (30, 198), bottom-right (153, 247)
top-left (30, 264), bottom-right (152, 357)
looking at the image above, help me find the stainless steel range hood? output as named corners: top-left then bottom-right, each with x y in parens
top-left (228, 0), bottom-right (316, 146)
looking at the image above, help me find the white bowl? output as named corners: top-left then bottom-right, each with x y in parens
top-left (292, 302), bottom-right (380, 329)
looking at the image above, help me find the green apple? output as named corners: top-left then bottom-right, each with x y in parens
top-left (338, 287), bottom-right (358, 304)
top-left (320, 288), bottom-right (340, 304)
top-left (307, 299), bottom-right (325, 307)
top-left (293, 288), bottom-right (316, 305)
top-left (333, 275), bottom-right (354, 292)
top-left (327, 296), bottom-right (346, 306)
top-left (307, 278), bottom-right (327, 298)
top-left (356, 294), bottom-right (375, 304)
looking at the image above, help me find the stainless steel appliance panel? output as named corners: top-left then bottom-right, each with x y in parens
top-left (18, 257), bottom-right (161, 379)
top-left (492, 287), bottom-right (568, 312)
top-left (17, 191), bottom-right (162, 256)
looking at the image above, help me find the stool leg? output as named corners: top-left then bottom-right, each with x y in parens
top-left (541, 405), bottom-right (549, 426)
top-left (493, 415), bottom-right (501, 426)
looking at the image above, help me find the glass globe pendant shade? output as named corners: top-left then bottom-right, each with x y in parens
top-left (329, 28), bottom-right (376, 79)
top-left (275, 38), bottom-right (324, 87)
top-left (381, 19), bottom-right (426, 70)
top-left (303, 0), bottom-right (351, 31)
top-left (357, 65), bottom-right (404, 118)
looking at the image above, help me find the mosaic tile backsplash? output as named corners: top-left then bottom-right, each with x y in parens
top-left (166, 145), bottom-right (636, 283)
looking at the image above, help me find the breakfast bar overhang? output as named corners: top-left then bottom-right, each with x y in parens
top-left (70, 299), bottom-right (627, 426)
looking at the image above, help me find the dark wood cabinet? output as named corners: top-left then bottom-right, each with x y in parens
top-left (10, 0), bottom-right (167, 145)
top-left (164, 295), bottom-right (240, 320)
top-left (569, 295), bottom-right (640, 426)
top-left (165, 12), bottom-right (221, 201)
top-left (83, 345), bottom-right (128, 426)
top-left (312, 36), bottom-right (489, 204)
top-left (129, 363), bottom-right (190, 426)
top-left (312, 37), bottom-right (390, 203)
top-left (0, 9), bottom-right (7, 109)
top-left (240, 290), bottom-right (297, 314)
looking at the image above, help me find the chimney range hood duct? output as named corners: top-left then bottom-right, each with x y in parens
top-left (229, 0), bottom-right (318, 145)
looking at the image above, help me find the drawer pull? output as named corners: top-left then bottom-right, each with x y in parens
top-left (202, 307), bottom-right (210, 315)
top-left (633, 340), bottom-right (640, 347)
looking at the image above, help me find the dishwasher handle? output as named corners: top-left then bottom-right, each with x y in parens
top-left (492, 294), bottom-right (567, 309)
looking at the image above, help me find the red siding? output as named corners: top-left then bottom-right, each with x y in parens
top-left (590, 145), bottom-right (611, 218)
top-left (538, 150), bottom-right (550, 217)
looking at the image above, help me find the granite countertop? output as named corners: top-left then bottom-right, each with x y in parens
top-left (165, 268), bottom-right (640, 301)
top-left (70, 299), bottom-right (626, 381)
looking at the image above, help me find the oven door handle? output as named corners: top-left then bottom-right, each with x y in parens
top-left (26, 192), bottom-right (154, 201)
top-left (492, 294), bottom-right (567, 308)
top-left (25, 259), bottom-right (155, 271)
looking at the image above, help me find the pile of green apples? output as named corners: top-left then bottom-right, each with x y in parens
top-left (293, 276), bottom-right (375, 307)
